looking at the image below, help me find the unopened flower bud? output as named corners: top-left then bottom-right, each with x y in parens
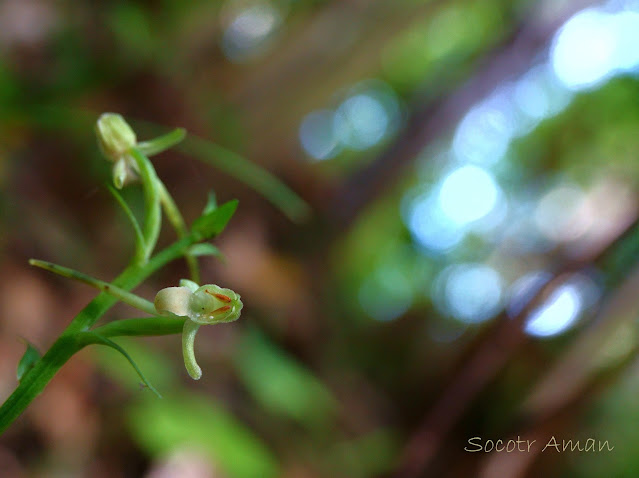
top-left (95, 113), bottom-right (137, 162)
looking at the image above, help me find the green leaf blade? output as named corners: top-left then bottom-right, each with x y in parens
top-left (234, 328), bottom-right (338, 429)
top-left (128, 393), bottom-right (280, 478)
top-left (202, 191), bottom-right (217, 215)
top-left (83, 332), bottom-right (161, 398)
top-left (191, 199), bottom-right (238, 241)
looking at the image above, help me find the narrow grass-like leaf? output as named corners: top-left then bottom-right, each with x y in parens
top-left (16, 340), bottom-right (41, 382)
top-left (178, 136), bottom-right (311, 223)
top-left (131, 118), bottom-right (309, 221)
top-left (108, 185), bottom-right (145, 260)
top-left (84, 332), bottom-right (161, 397)
top-left (137, 128), bottom-right (186, 156)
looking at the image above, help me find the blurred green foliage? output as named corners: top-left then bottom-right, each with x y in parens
top-left (129, 394), bottom-right (280, 478)
top-left (235, 327), bottom-right (337, 428)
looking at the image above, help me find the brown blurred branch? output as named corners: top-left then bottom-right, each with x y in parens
top-left (477, 319), bottom-right (639, 478)
top-left (395, 275), bottom-right (558, 477)
top-left (396, 210), bottom-right (639, 477)
top-left (332, 0), bottom-right (600, 228)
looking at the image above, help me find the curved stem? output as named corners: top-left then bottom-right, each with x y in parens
top-left (129, 148), bottom-right (161, 263)
top-left (157, 180), bottom-right (200, 283)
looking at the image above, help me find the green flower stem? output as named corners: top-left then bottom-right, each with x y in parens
top-left (133, 141), bottom-right (200, 282)
top-left (0, 236), bottom-right (195, 434)
top-left (91, 316), bottom-right (186, 337)
top-left (182, 320), bottom-right (202, 380)
top-left (29, 260), bottom-right (157, 316)
top-left (129, 148), bottom-right (161, 263)
top-left (156, 180), bottom-right (200, 283)
top-left (0, 335), bottom-right (83, 433)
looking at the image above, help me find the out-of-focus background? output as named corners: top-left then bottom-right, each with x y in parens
top-left (2, 0), bottom-right (639, 476)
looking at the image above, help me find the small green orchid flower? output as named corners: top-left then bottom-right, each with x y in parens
top-left (28, 259), bottom-right (242, 382)
top-left (95, 113), bottom-right (140, 188)
top-left (95, 113), bottom-right (186, 189)
top-left (155, 280), bottom-right (243, 380)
